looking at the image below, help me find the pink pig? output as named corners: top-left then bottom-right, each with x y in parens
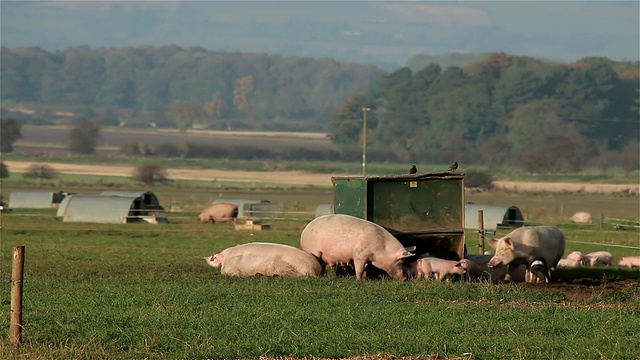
top-left (300, 214), bottom-right (415, 280)
top-left (618, 256), bottom-right (640, 268)
top-left (417, 257), bottom-right (466, 281)
top-left (582, 251), bottom-right (613, 267)
top-left (204, 242), bottom-right (322, 277)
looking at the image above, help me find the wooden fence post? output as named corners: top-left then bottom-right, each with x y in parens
top-left (10, 245), bottom-right (25, 345)
top-left (477, 210), bottom-right (485, 253)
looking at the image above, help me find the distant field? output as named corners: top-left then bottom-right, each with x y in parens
top-left (15, 125), bottom-right (337, 155)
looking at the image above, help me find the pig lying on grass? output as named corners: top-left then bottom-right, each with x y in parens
top-left (205, 242), bottom-right (322, 277)
top-left (618, 256), bottom-right (640, 268)
top-left (301, 214), bottom-right (415, 280)
top-left (582, 251), bottom-right (613, 267)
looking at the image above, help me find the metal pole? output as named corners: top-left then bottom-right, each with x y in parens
top-left (362, 107), bottom-right (370, 176)
top-left (477, 210), bottom-right (485, 253)
top-left (10, 245), bottom-right (25, 345)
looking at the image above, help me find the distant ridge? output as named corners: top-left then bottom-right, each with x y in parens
top-left (406, 53), bottom-right (490, 72)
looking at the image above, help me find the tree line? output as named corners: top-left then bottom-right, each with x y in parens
top-left (0, 45), bottom-right (382, 131)
top-left (328, 53), bottom-right (639, 172)
top-left (1, 46), bottom-right (638, 172)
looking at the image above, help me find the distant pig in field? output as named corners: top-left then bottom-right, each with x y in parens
top-left (204, 242), bottom-right (322, 277)
top-left (198, 202), bottom-right (238, 223)
top-left (557, 258), bottom-right (581, 268)
top-left (566, 251), bottom-right (583, 262)
top-left (300, 214), bottom-right (415, 280)
top-left (570, 211), bottom-right (592, 224)
top-left (581, 251), bottom-right (613, 267)
top-left (487, 226), bottom-right (566, 277)
top-left (416, 257), bottom-right (466, 281)
top-left (618, 256), bottom-right (640, 268)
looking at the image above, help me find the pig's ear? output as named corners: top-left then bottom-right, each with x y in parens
top-left (487, 238), bottom-right (498, 248)
top-left (399, 251), bottom-right (415, 259)
top-left (503, 237), bottom-right (515, 249)
top-left (203, 256), bottom-right (214, 266)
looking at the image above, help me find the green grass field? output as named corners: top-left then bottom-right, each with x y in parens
top-left (0, 203), bottom-right (639, 359)
top-left (1, 157), bottom-right (639, 359)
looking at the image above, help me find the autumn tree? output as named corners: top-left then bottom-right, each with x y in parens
top-left (168, 100), bottom-right (203, 132)
top-left (203, 91), bottom-right (224, 118)
top-left (233, 75), bottom-right (254, 113)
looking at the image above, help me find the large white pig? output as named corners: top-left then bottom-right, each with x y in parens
top-left (558, 258), bottom-right (581, 268)
top-left (618, 256), bottom-right (640, 268)
top-left (566, 251), bottom-right (583, 262)
top-left (581, 251), bottom-right (613, 267)
top-left (487, 226), bottom-right (566, 275)
top-left (300, 214), bottom-right (415, 280)
top-left (204, 242), bottom-right (322, 277)
top-left (570, 211), bottom-right (592, 224)
top-left (198, 203), bottom-right (238, 223)
top-left (416, 257), bottom-right (466, 281)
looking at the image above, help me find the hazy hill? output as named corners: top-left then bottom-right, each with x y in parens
top-left (2, 1), bottom-right (638, 71)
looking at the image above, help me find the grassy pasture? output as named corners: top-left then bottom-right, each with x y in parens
top-left (0, 206), bottom-right (639, 360)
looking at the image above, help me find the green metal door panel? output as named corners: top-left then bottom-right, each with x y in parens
top-left (332, 178), bottom-right (367, 219)
top-left (368, 179), bottom-right (463, 232)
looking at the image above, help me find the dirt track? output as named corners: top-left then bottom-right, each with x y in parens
top-left (4, 160), bottom-right (343, 186)
top-left (5, 161), bottom-right (639, 193)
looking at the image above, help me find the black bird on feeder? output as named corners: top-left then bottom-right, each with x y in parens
top-left (409, 165), bottom-right (417, 174)
top-left (447, 162), bottom-right (458, 172)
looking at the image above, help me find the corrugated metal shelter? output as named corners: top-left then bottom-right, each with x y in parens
top-left (213, 198), bottom-right (277, 219)
top-left (100, 190), bottom-right (164, 210)
top-left (9, 190), bottom-right (68, 208)
top-left (60, 195), bottom-right (157, 223)
top-left (465, 203), bottom-right (524, 230)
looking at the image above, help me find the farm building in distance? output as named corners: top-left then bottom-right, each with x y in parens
top-left (100, 190), bottom-right (164, 210)
top-left (464, 203), bottom-right (524, 230)
top-left (213, 198), bottom-right (277, 219)
top-left (9, 190), bottom-right (68, 208)
top-left (58, 192), bottom-right (167, 224)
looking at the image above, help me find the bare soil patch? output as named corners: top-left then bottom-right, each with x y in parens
top-left (493, 180), bottom-right (638, 195)
top-left (4, 160), bottom-right (344, 186)
top-left (525, 279), bottom-right (638, 303)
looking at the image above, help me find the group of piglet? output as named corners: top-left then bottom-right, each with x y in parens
top-left (558, 250), bottom-right (640, 268)
top-left (203, 214), bottom-right (621, 283)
